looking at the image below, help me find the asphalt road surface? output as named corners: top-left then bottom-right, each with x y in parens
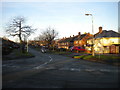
top-left (2, 48), bottom-right (120, 88)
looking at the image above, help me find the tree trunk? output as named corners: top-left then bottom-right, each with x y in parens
top-left (19, 21), bottom-right (25, 53)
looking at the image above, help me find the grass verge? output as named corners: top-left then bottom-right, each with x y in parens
top-left (82, 55), bottom-right (120, 66)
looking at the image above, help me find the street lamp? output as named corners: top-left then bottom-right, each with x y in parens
top-left (85, 14), bottom-right (95, 56)
top-left (23, 34), bottom-right (29, 52)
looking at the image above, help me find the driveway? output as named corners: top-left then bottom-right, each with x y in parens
top-left (2, 48), bottom-right (119, 88)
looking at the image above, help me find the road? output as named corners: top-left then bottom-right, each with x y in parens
top-left (2, 48), bottom-right (119, 88)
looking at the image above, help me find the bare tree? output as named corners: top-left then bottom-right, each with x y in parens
top-left (6, 16), bottom-right (36, 43)
top-left (39, 27), bottom-right (59, 48)
top-left (6, 16), bottom-right (36, 52)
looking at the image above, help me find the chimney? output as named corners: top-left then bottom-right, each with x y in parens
top-left (99, 27), bottom-right (102, 33)
top-left (78, 32), bottom-right (81, 35)
top-left (73, 35), bottom-right (74, 37)
top-left (70, 36), bottom-right (71, 38)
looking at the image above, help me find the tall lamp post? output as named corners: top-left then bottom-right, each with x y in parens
top-left (85, 14), bottom-right (95, 56)
top-left (23, 35), bottom-right (29, 52)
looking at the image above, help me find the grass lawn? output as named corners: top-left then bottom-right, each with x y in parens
top-left (81, 54), bottom-right (120, 66)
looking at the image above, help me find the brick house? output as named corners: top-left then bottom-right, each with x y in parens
top-left (57, 32), bottom-right (92, 50)
top-left (74, 32), bottom-right (93, 48)
top-left (86, 27), bottom-right (120, 54)
top-left (57, 35), bottom-right (78, 49)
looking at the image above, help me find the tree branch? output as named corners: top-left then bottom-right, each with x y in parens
top-left (10, 33), bottom-right (19, 36)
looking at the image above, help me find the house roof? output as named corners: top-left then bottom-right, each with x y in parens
top-left (58, 33), bottom-right (92, 43)
top-left (95, 30), bottom-right (120, 38)
top-left (58, 35), bottom-right (78, 43)
top-left (74, 34), bottom-right (87, 40)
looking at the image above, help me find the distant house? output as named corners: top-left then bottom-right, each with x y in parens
top-left (57, 32), bottom-right (92, 50)
top-left (29, 40), bottom-right (48, 47)
top-left (57, 33), bottom-right (79, 49)
top-left (86, 27), bottom-right (120, 54)
top-left (74, 32), bottom-right (93, 48)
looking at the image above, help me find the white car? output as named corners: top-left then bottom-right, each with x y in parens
top-left (41, 47), bottom-right (47, 53)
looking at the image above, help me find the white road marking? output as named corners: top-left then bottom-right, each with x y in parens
top-left (99, 69), bottom-right (111, 72)
top-left (34, 55), bottom-right (53, 69)
top-left (59, 67), bottom-right (81, 72)
top-left (85, 69), bottom-right (95, 72)
top-left (45, 67), bottom-right (56, 70)
top-left (49, 56), bottom-right (52, 62)
top-left (58, 67), bottom-right (119, 73)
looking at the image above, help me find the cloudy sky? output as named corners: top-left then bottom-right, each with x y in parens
top-left (1, 0), bottom-right (119, 41)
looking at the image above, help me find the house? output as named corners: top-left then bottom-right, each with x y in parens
top-left (29, 40), bottom-right (48, 47)
top-left (109, 44), bottom-right (120, 53)
top-left (74, 32), bottom-right (93, 48)
top-left (86, 27), bottom-right (103, 52)
top-left (57, 32), bottom-right (93, 50)
top-left (86, 27), bottom-right (120, 54)
top-left (57, 33), bottom-right (79, 49)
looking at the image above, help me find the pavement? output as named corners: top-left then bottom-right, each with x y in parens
top-left (2, 48), bottom-right (120, 88)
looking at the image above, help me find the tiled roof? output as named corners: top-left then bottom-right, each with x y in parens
top-left (58, 33), bottom-right (90, 43)
top-left (95, 30), bottom-right (120, 38)
top-left (58, 35), bottom-right (78, 43)
top-left (74, 34), bottom-right (87, 40)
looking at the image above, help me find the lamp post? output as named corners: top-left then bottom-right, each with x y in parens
top-left (23, 34), bottom-right (29, 52)
top-left (85, 14), bottom-right (95, 56)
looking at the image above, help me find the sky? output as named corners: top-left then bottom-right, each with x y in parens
top-left (0, 0), bottom-right (119, 41)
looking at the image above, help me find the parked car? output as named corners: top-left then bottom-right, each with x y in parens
top-left (70, 46), bottom-right (86, 52)
top-left (41, 46), bottom-right (48, 53)
top-left (58, 48), bottom-right (67, 51)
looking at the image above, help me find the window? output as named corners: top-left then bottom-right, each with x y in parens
top-left (76, 41), bottom-right (78, 44)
